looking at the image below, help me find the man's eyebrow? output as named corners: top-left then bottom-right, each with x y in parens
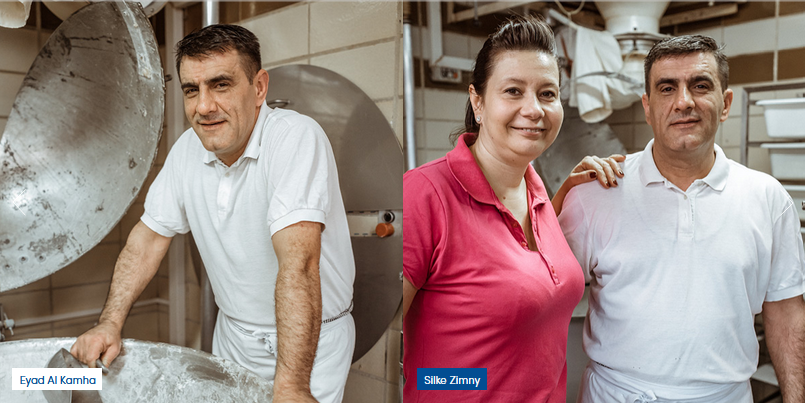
top-left (654, 77), bottom-right (678, 89)
top-left (205, 74), bottom-right (233, 86)
top-left (180, 74), bottom-right (234, 91)
top-left (654, 75), bottom-right (715, 89)
top-left (690, 75), bottom-right (715, 85)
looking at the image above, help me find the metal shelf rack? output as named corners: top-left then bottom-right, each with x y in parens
top-left (739, 81), bottom-right (805, 166)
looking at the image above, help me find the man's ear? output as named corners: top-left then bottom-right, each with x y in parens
top-left (720, 88), bottom-right (733, 122)
top-left (641, 93), bottom-right (650, 125)
top-left (255, 69), bottom-right (269, 105)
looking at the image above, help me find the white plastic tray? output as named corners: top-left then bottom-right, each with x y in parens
top-left (757, 98), bottom-right (805, 138)
top-left (760, 143), bottom-right (805, 180)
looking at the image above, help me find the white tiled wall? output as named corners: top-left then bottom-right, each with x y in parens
top-left (0, 26), bottom-right (40, 72)
top-left (309, 1), bottom-right (398, 54)
top-left (413, 88), bottom-right (466, 166)
top-left (311, 41), bottom-right (398, 100)
top-left (778, 13), bottom-right (805, 50)
top-left (691, 25), bottom-right (725, 45)
top-left (241, 4), bottom-right (309, 64)
top-left (722, 18), bottom-right (776, 57)
top-left (0, 26), bottom-right (39, 124)
top-left (409, 26), bottom-right (485, 62)
top-left (0, 72), bottom-right (25, 116)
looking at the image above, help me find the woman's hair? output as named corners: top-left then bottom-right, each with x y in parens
top-left (450, 15), bottom-right (559, 143)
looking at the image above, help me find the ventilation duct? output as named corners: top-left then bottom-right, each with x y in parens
top-left (595, 1), bottom-right (669, 56)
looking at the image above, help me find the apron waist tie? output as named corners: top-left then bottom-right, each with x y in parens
top-left (227, 301), bottom-right (353, 357)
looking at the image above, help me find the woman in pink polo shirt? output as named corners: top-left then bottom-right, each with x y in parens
top-left (402, 16), bottom-right (622, 402)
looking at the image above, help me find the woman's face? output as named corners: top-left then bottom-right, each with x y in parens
top-left (470, 50), bottom-right (563, 164)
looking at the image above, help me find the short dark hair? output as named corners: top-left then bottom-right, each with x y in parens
top-left (450, 15), bottom-right (559, 143)
top-left (175, 24), bottom-right (261, 83)
top-left (643, 34), bottom-right (729, 95)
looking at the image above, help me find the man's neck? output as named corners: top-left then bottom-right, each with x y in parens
top-left (651, 145), bottom-right (716, 192)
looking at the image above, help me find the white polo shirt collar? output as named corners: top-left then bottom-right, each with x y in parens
top-left (638, 138), bottom-right (730, 192)
top-left (202, 102), bottom-right (272, 166)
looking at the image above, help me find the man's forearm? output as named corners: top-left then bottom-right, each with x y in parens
top-left (100, 221), bottom-right (171, 331)
top-left (271, 221), bottom-right (324, 401)
top-left (763, 296), bottom-right (805, 403)
top-left (274, 257), bottom-right (322, 395)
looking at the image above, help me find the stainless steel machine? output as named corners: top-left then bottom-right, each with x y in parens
top-left (0, 1), bottom-right (163, 291)
top-left (265, 65), bottom-right (403, 362)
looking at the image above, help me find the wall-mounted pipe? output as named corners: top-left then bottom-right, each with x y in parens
top-left (9, 298), bottom-right (169, 330)
top-left (165, 2), bottom-right (188, 348)
top-left (199, 0), bottom-right (219, 354)
top-left (203, 0), bottom-right (218, 27)
top-left (403, 20), bottom-right (416, 171)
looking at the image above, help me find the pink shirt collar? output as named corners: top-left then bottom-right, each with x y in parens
top-left (446, 132), bottom-right (550, 207)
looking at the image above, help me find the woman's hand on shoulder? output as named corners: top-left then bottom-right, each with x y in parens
top-left (551, 154), bottom-right (625, 216)
top-left (568, 154), bottom-right (625, 189)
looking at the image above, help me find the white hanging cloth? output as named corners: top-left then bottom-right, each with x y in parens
top-left (568, 25), bottom-right (641, 123)
top-left (0, 1), bottom-right (32, 28)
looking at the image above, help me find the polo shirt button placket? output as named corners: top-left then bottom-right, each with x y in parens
top-left (509, 219), bottom-right (525, 247)
top-left (218, 168), bottom-right (233, 219)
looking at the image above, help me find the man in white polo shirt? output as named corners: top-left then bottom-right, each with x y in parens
top-left (71, 25), bottom-right (355, 403)
top-left (559, 35), bottom-right (805, 402)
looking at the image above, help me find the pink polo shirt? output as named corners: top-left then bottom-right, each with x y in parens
top-left (403, 133), bottom-right (585, 402)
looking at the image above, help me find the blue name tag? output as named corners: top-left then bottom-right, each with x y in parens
top-left (417, 368), bottom-right (487, 390)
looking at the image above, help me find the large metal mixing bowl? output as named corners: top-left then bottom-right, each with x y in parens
top-left (0, 338), bottom-right (273, 402)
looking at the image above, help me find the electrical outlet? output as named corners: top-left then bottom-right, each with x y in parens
top-left (431, 66), bottom-right (462, 84)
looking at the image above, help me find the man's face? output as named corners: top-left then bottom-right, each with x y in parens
top-left (642, 52), bottom-right (733, 157)
top-left (180, 50), bottom-right (267, 166)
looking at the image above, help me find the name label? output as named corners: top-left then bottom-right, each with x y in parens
top-left (417, 368), bottom-right (487, 390)
top-left (11, 368), bottom-right (102, 390)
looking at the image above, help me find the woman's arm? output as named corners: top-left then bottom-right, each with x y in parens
top-left (551, 154), bottom-right (626, 215)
